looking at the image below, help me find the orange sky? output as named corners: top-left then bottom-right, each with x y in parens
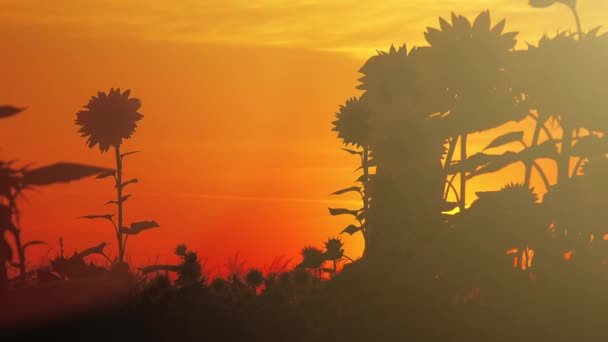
top-left (0, 1), bottom-right (606, 273)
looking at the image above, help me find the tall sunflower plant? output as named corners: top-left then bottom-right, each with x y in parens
top-left (76, 88), bottom-right (159, 265)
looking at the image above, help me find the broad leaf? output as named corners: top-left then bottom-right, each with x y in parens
top-left (483, 131), bottom-right (524, 151)
top-left (330, 186), bottom-right (361, 196)
top-left (126, 220), bottom-right (160, 235)
top-left (518, 139), bottom-right (558, 163)
top-left (96, 171), bottom-right (116, 179)
top-left (22, 163), bottom-right (113, 186)
top-left (468, 152), bottom-right (519, 179)
top-left (341, 224), bottom-right (362, 235)
top-left (0, 106), bottom-right (25, 119)
top-left (77, 242), bottom-right (108, 258)
top-left (572, 135), bottom-right (606, 157)
top-left (448, 152), bottom-right (497, 174)
top-left (328, 208), bottom-right (359, 217)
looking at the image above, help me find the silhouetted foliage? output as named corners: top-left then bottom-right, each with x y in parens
top-left (76, 88), bottom-right (158, 263)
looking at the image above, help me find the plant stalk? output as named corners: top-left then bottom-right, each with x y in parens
top-left (459, 134), bottom-right (467, 211)
top-left (115, 145), bottom-right (124, 263)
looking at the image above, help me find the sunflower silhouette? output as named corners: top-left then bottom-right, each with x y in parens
top-left (76, 88), bottom-right (143, 153)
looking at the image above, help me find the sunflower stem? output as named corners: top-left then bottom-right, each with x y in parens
top-left (459, 134), bottom-right (467, 211)
top-left (525, 116), bottom-right (543, 188)
top-left (115, 145), bottom-right (125, 263)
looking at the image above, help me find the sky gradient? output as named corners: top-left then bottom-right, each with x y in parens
top-left (1, 0), bottom-right (606, 273)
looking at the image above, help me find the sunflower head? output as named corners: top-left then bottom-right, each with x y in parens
top-left (332, 97), bottom-right (371, 148)
top-left (298, 246), bottom-right (324, 269)
top-left (323, 237), bottom-right (344, 261)
top-left (76, 88), bottom-right (143, 153)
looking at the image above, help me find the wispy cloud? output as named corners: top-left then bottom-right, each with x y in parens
top-left (1, 0), bottom-right (606, 57)
top-left (174, 192), bottom-right (361, 206)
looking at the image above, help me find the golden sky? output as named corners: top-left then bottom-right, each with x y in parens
top-left (0, 0), bottom-right (606, 272)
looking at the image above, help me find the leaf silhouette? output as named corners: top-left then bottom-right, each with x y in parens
top-left (341, 148), bottom-right (362, 155)
top-left (126, 220), bottom-right (160, 235)
top-left (138, 264), bottom-right (180, 274)
top-left (468, 151), bottom-right (519, 179)
top-left (23, 240), bottom-right (46, 250)
top-left (483, 131), bottom-right (524, 151)
top-left (80, 214), bottom-right (114, 222)
top-left (0, 106), bottom-right (25, 119)
top-left (341, 224), bottom-right (361, 235)
top-left (472, 10), bottom-right (491, 34)
top-left (529, 0), bottom-right (575, 8)
top-left (448, 152), bottom-right (498, 174)
top-left (105, 195), bottom-right (131, 205)
top-left (121, 150), bottom-right (142, 159)
top-left (120, 178), bottom-right (138, 188)
top-left (96, 171), bottom-right (116, 179)
top-left (572, 135), bottom-right (606, 157)
top-left (328, 208), bottom-right (359, 217)
top-left (22, 163), bottom-right (113, 186)
top-left (77, 242), bottom-right (108, 258)
top-left (330, 187), bottom-right (361, 196)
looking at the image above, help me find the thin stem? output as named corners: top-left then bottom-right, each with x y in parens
top-left (444, 173), bottom-right (460, 203)
top-left (558, 125), bottom-right (574, 184)
top-left (459, 134), bottom-right (467, 211)
top-left (568, 4), bottom-right (583, 39)
top-left (532, 161), bottom-right (551, 192)
top-left (525, 118), bottom-right (543, 187)
top-left (115, 145), bottom-right (124, 263)
top-left (361, 145), bottom-right (370, 252)
top-left (442, 137), bottom-right (458, 199)
top-left (8, 195), bottom-right (25, 276)
top-left (572, 157), bottom-right (586, 177)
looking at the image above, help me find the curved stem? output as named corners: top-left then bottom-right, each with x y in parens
top-left (444, 173), bottom-right (460, 203)
top-left (114, 146), bottom-right (124, 263)
top-left (558, 125), bottom-right (574, 184)
top-left (459, 134), bottom-right (468, 211)
top-left (568, 4), bottom-right (583, 39)
top-left (532, 161), bottom-right (551, 192)
top-left (442, 137), bottom-right (458, 199)
top-left (361, 145), bottom-right (370, 252)
top-left (572, 156), bottom-right (586, 177)
top-left (525, 118), bottom-right (543, 187)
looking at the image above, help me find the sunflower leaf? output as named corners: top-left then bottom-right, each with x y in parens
top-left (22, 163), bottom-right (114, 186)
top-left (0, 106), bottom-right (25, 119)
top-left (126, 220), bottom-right (160, 235)
top-left (96, 171), bottom-right (116, 179)
top-left (328, 208), bottom-right (359, 217)
top-left (483, 131), bottom-right (524, 151)
top-left (341, 148), bottom-right (362, 155)
top-left (80, 214), bottom-right (114, 221)
top-left (341, 224), bottom-right (362, 235)
top-left (121, 150), bottom-right (142, 159)
top-left (23, 240), bottom-right (46, 250)
top-left (330, 187), bottom-right (361, 196)
top-left (77, 242), bottom-right (109, 258)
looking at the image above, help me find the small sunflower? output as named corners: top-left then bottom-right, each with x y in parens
top-left (332, 97), bottom-right (371, 148)
top-left (323, 237), bottom-right (344, 261)
top-left (298, 246), bottom-right (324, 269)
top-left (76, 88), bottom-right (143, 152)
